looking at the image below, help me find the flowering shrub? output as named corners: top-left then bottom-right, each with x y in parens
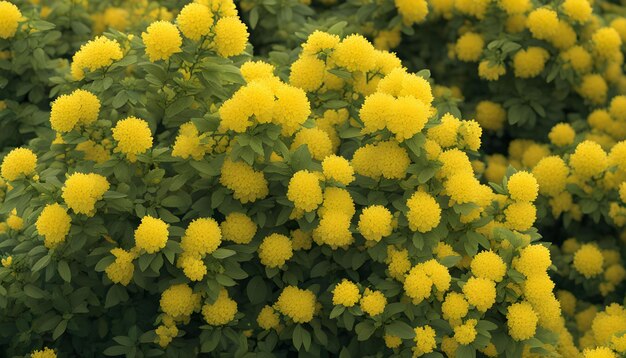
top-left (0, 1), bottom-right (625, 358)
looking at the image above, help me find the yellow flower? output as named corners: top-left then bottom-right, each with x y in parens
top-left (213, 16), bottom-right (249, 57)
top-left (155, 324), bottom-right (178, 348)
top-left (569, 140), bottom-right (608, 179)
top-left (332, 34), bottom-right (377, 72)
top-left (506, 301), bottom-right (538, 341)
top-left (36, 203), bottom-right (72, 249)
top-left (332, 279), bottom-right (361, 307)
top-left (513, 244), bottom-right (551, 277)
top-left (455, 32), bottom-right (484, 62)
top-left (470, 251), bottom-right (506, 282)
top-left (507, 171), bottom-right (538, 202)
top-left (240, 60), bottom-right (276, 82)
top-left (548, 123), bottom-right (575, 147)
top-left (257, 305), bottom-right (280, 330)
top-left (313, 209), bottom-right (353, 248)
top-left (302, 30), bottom-right (340, 56)
top-left (219, 159), bottom-right (269, 203)
top-left (289, 55), bottom-right (326, 91)
top-left (287, 170), bottom-right (323, 212)
top-left (359, 288), bottom-right (386, 316)
top-left (358, 205), bottom-right (393, 242)
top-left (573, 244), bottom-right (604, 278)
top-left (275, 286), bottom-right (316, 323)
top-left (1, 147), bottom-right (37, 181)
top-left (475, 101), bottom-right (505, 131)
top-left (413, 325), bottom-right (436, 357)
top-left (6, 209), bottom-right (22, 231)
top-left (442, 292), bottom-right (469, 321)
top-left (142, 21), bottom-right (182, 62)
top-left (181, 218), bottom-right (221, 256)
top-left (384, 334), bottom-right (402, 348)
top-left (406, 191), bottom-right (441, 233)
top-left (105, 248), bottom-right (135, 286)
top-left (562, 0), bottom-right (591, 23)
top-left (202, 288), bottom-right (238, 325)
top-left (462, 277), bottom-right (496, 312)
top-left (176, 3), bottom-right (213, 40)
top-left (50, 89), bottom-right (101, 133)
top-left (273, 84), bottom-right (311, 136)
top-left (220, 212), bottom-right (257, 244)
top-left (453, 319), bottom-right (477, 345)
top-left (404, 266), bottom-right (433, 304)
top-left (609, 95), bottom-right (626, 122)
top-left (526, 8), bottom-right (558, 40)
top-left (578, 74), bottom-right (608, 104)
top-left (291, 128), bottom-right (333, 161)
top-left (177, 253), bottom-right (207, 281)
top-left (532, 156), bottom-right (569, 197)
top-left (582, 347), bottom-right (618, 358)
top-left (478, 60), bottom-right (506, 81)
top-left (1, 256), bottom-right (12, 267)
top-left (134, 216), bottom-right (169, 254)
top-left (258, 233), bottom-right (293, 268)
top-left (30, 347), bottom-right (57, 358)
top-left (160, 283), bottom-right (199, 321)
top-left (387, 96), bottom-right (430, 142)
top-left (71, 36), bottom-right (123, 80)
top-left (395, 0), bottom-right (428, 25)
top-left (62, 173), bottom-right (109, 215)
top-left (498, 0), bottom-right (530, 15)
top-left (112, 117), bottom-right (153, 162)
top-left (593, 27), bottom-right (622, 60)
top-left (561, 46), bottom-right (592, 74)
top-left (0, 1), bottom-right (22, 39)
top-left (513, 47), bottom-right (549, 78)
top-left (322, 155), bottom-right (354, 185)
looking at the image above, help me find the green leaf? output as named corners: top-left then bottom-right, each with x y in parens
top-left (58, 261), bottom-right (71, 282)
top-left (53, 319), bottom-right (67, 340)
top-left (355, 321), bottom-right (376, 341)
top-left (385, 320), bottom-right (415, 339)
top-left (212, 248), bottom-right (236, 259)
top-left (246, 276), bottom-right (267, 305)
top-left (32, 254), bottom-right (51, 272)
top-left (24, 284), bottom-right (45, 299)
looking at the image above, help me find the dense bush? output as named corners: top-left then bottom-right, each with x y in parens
top-left (0, 0), bottom-right (625, 358)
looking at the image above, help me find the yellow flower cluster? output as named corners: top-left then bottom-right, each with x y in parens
top-left (1, 147), bottom-right (37, 181)
top-left (219, 159), bottom-right (268, 203)
top-left (71, 36), bottom-right (123, 80)
top-left (202, 288), bottom-right (238, 325)
top-left (258, 233), bottom-right (293, 268)
top-left (105, 248), bottom-right (136, 286)
top-left (61, 172), bottom-right (109, 216)
top-left (35, 204), bottom-right (71, 249)
top-left (274, 286), bottom-right (316, 323)
top-left (134, 216), bottom-right (169, 253)
top-left (0, 1), bottom-right (21, 39)
top-left (50, 89), bottom-right (100, 133)
top-left (112, 117), bottom-right (153, 162)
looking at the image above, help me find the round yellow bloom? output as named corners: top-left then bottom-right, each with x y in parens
top-left (332, 34), bottom-right (376, 72)
top-left (240, 61), bottom-right (275, 82)
top-left (105, 248), bottom-right (135, 286)
top-left (360, 288), bottom-right (387, 316)
top-left (549, 123), bottom-right (575, 147)
top-left (62, 172), bottom-right (109, 215)
top-left (406, 191), bottom-right (441, 233)
top-left (322, 155), bottom-right (354, 185)
top-left (257, 305), bottom-right (280, 330)
top-left (258, 233), bottom-right (293, 268)
top-left (220, 212), bottom-right (257, 244)
top-left (36, 203), bottom-right (71, 249)
top-left (219, 159), bottom-right (269, 203)
top-left (142, 21), bottom-right (182, 62)
top-left (562, 0), bottom-right (591, 23)
top-left (50, 90), bottom-right (101, 133)
top-left (155, 324), bottom-right (178, 348)
top-left (428, 113), bottom-right (461, 148)
top-left (71, 36), bottom-right (123, 80)
top-left (404, 266), bottom-right (433, 304)
top-left (507, 301), bottom-right (538, 340)
top-left (562, 46), bottom-right (592, 74)
top-left (569, 140), bottom-right (608, 179)
top-left (180, 218), bottom-right (221, 256)
top-left (291, 128), bottom-right (333, 161)
top-left (462, 277), bottom-right (496, 312)
top-left (0, 1), bottom-right (22, 39)
top-left (582, 347), bottom-right (618, 358)
top-left (513, 47), bottom-right (549, 78)
top-left (273, 84), bottom-right (311, 136)
top-left (160, 284), bottom-right (199, 321)
top-left (478, 60), bottom-right (506, 81)
top-left (442, 292), bottom-right (469, 321)
top-left (178, 253), bottom-right (207, 281)
top-left (275, 286), bottom-right (316, 323)
top-left (358, 205), bottom-right (393, 242)
top-left (134, 216), bottom-right (169, 254)
top-left (609, 96), bottom-right (626, 122)
top-left (413, 325), bottom-right (436, 357)
top-left (455, 32), bottom-right (484, 62)
top-left (573, 244), bottom-right (604, 278)
top-left (454, 319), bottom-right (477, 345)
top-left (313, 209), bottom-right (353, 248)
top-left (214, 16), bottom-right (249, 57)
top-left (1, 147), bottom-right (36, 181)
top-left (202, 288), bottom-right (238, 325)
top-left (30, 347), bottom-right (57, 358)
top-left (387, 247), bottom-right (411, 281)
top-left (287, 170), bottom-right (323, 212)
top-left (532, 156), bottom-right (569, 196)
top-left (302, 30), bottom-right (340, 56)
top-left (475, 100), bottom-right (505, 131)
top-left (504, 201), bottom-right (536, 231)
top-left (579, 74), bottom-right (608, 104)
top-left (395, 0), bottom-right (428, 24)
top-left (176, 3), bottom-right (213, 40)
top-left (471, 251), bottom-right (507, 282)
top-left (513, 244), bottom-right (551, 277)
top-left (112, 117), bottom-right (153, 162)
top-left (526, 8), bottom-right (558, 40)
top-left (332, 279), bottom-right (361, 307)
top-left (384, 334), bottom-right (402, 349)
top-left (499, 0), bottom-right (530, 15)
top-left (6, 210), bottom-right (22, 231)
top-left (289, 55), bottom-right (326, 91)
top-left (507, 171), bottom-right (538, 202)
top-left (593, 27), bottom-right (622, 60)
